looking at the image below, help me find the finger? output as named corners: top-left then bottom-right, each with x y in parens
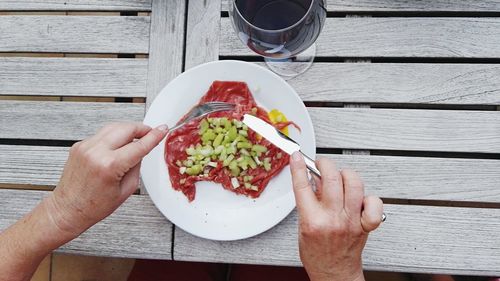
top-left (316, 157), bottom-right (343, 212)
top-left (120, 163), bottom-right (141, 200)
top-left (290, 152), bottom-right (318, 218)
top-left (101, 122), bottom-right (153, 149)
top-left (361, 196), bottom-right (384, 233)
top-left (312, 171), bottom-right (322, 199)
top-left (341, 169), bottom-right (365, 221)
top-left (115, 125), bottom-right (169, 169)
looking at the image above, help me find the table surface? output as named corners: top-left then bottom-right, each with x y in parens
top-left (0, 0), bottom-right (499, 276)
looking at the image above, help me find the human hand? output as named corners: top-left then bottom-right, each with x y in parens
top-left (290, 153), bottom-right (384, 281)
top-left (46, 122), bottom-right (168, 238)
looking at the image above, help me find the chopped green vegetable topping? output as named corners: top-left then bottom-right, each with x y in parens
top-left (180, 117), bottom-right (273, 177)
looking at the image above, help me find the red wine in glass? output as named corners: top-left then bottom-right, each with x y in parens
top-left (230, 0), bottom-right (326, 77)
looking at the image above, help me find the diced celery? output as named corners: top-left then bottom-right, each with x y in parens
top-left (227, 145), bottom-right (236, 155)
top-left (222, 135), bottom-right (232, 145)
top-left (251, 144), bottom-right (267, 153)
top-left (243, 124), bottom-right (248, 131)
top-left (240, 148), bottom-right (250, 156)
top-left (234, 120), bottom-right (243, 128)
top-left (199, 145), bottom-right (213, 157)
top-left (230, 165), bottom-right (241, 177)
top-left (179, 167), bottom-right (187, 174)
top-left (277, 153), bottom-right (283, 159)
top-left (183, 159), bottom-right (194, 167)
top-left (244, 182), bottom-right (252, 189)
top-left (250, 185), bottom-right (259, 191)
top-left (231, 177), bottom-right (240, 189)
top-left (223, 118), bottom-right (232, 130)
top-left (237, 142), bottom-right (252, 149)
top-left (263, 161), bottom-right (271, 171)
top-left (176, 160), bottom-right (182, 167)
top-left (218, 149), bottom-right (227, 162)
top-left (253, 156), bottom-right (262, 165)
top-left (223, 154), bottom-right (235, 167)
top-left (207, 162), bottom-right (218, 168)
top-left (211, 118), bottom-right (220, 127)
top-left (186, 146), bottom-right (196, 156)
top-left (186, 164), bottom-right (202, 175)
top-left (199, 119), bottom-right (209, 134)
top-left (245, 156), bottom-right (257, 169)
top-left (215, 127), bottom-right (224, 134)
top-left (213, 133), bottom-right (224, 147)
top-left (228, 126), bottom-right (237, 141)
top-left (236, 157), bottom-right (248, 170)
top-left (201, 129), bottom-right (216, 143)
top-left (214, 145), bottom-right (224, 155)
top-left (238, 130), bottom-right (248, 137)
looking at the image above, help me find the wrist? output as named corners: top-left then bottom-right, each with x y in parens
top-left (308, 267), bottom-right (364, 281)
top-left (44, 193), bottom-right (87, 239)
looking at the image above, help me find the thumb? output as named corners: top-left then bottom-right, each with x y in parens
top-left (120, 163), bottom-right (141, 199)
top-left (360, 196), bottom-right (384, 233)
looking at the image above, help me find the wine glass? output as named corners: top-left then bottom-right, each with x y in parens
top-left (229, 0), bottom-right (327, 78)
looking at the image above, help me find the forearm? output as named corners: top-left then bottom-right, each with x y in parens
top-left (0, 195), bottom-right (77, 281)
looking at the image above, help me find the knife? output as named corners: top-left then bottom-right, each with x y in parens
top-left (242, 114), bottom-right (321, 178)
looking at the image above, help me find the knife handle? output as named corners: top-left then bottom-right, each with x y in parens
top-left (301, 151), bottom-right (321, 178)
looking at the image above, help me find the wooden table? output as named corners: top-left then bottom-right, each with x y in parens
top-left (1, 0), bottom-right (500, 276)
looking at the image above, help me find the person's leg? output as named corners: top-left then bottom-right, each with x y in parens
top-left (229, 264), bottom-right (309, 281)
top-left (128, 259), bottom-right (228, 281)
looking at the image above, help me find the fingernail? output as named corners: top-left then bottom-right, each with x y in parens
top-left (156, 124), bottom-right (168, 132)
top-left (292, 151), bottom-right (303, 162)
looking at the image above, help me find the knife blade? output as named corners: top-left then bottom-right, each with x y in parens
top-left (242, 114), bottom-right (321, 177)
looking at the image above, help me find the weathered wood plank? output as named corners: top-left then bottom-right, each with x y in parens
top-left (185, 0), bottom-right (221, 69)
top-left (0, 101), bottom-right (144, 140)
top-left (221, 0), bottom-right (500, 12)
top-left (326, 154), bottom-right (500, 202)
top-left (146, 0), bottom-right (185, 109)
top-left (0, 58), bottom-right (148, 97)
top-left (141, 0), bottom-right (185, 194)
top-left (0, 189), bottom-right (172, 259)
top-left (221, 18), bottom-right (500, 58)
top-left (2, 146), bottom-right (500, 202)
top-left (0, 146), bottom-right (67, 186)
top-left (280, 63), bottom-right (500, 105)
top-left (0, 16), bottom-right (150, 53)
top-left (175, 205), bottom-right (500, 275)
top-left (0, 0), bottom-right (152, 11)
top-left (310, 108), bottom-right (500, 153)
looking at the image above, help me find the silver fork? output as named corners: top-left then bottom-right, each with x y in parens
top-left (169, 102), bottom-right (236, 132)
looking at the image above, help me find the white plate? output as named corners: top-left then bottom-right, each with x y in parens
top-left (141, 60), bottom-right (316, 241)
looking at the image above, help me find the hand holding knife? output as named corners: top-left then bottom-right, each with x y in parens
top-left (243, 114), bottom-right (386, 223)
